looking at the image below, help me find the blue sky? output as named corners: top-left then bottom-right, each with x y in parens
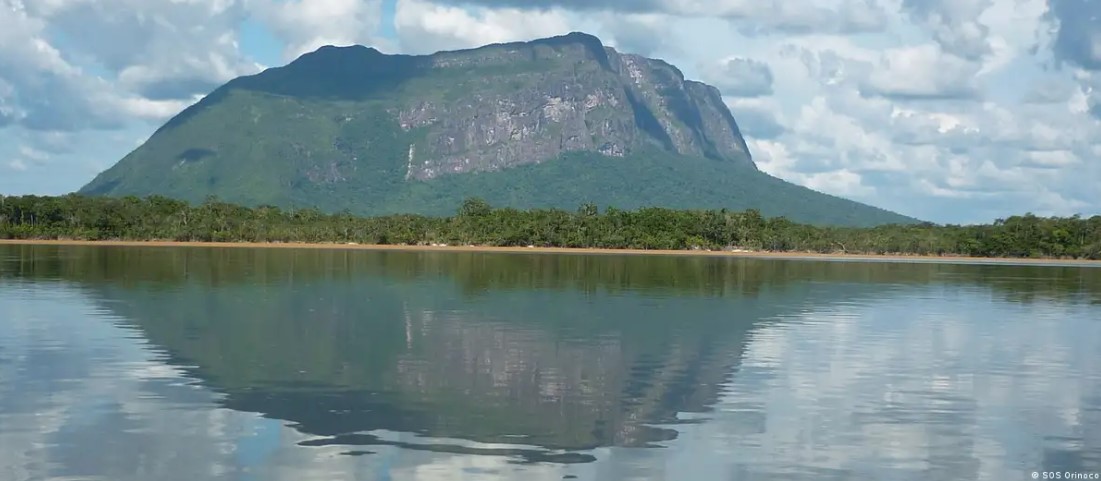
top-left (1, 0), bottom-right (1099, 224)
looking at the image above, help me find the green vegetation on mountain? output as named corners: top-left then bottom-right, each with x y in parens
top-left (2, 194), bottom-right (1099, 259)
top-left (77, 32), bottom-right (916, 227)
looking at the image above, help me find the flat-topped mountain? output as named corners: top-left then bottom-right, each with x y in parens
top-left (80, 32), bottom-right (916, 226)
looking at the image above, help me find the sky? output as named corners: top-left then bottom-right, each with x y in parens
top-left (0, 0), bottom-right (1099, 224)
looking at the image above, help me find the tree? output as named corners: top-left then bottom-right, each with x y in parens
top-left (459, 198), bottom-right (492, 218)
top-left (0, 193), bottom-right (1098, 260)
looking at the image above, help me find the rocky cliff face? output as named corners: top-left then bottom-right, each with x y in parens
top-left (383, 33), bottom-right (754, 180)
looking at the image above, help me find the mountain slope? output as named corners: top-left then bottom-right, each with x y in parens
top-left (80, 32), bottom-right (917, 227)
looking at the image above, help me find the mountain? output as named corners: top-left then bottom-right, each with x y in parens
top-left (80, 32), bottom-right (917, 227)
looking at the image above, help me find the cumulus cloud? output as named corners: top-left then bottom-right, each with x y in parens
top-left (706, 57), bottom-right (775, 97)
top-left (901, 0), bottom-right (994, 60)
top-left (425, 0), bottom-right (890, 35)
top-left (725, 97), bottom-right (788, 139)
top-left (250, 0), bottom-right (389, 60)
top-left (0, 0), bottom-right (273, 193)
top-left (599, 13), bottom-right (673, 57)
top-left (730, 0), bottom-right (890, 36)
top-left (6, 158), bottom-right (28, 171)
top-left (394, 0), bottom-right (574, 54)
top-left (861, 44), bottom-right (982, 100)
top-left (1043, 0), bottom-right (1101, 120)
top-left (719, 26), bottom-right (1100, 222)
top-left (0, 1), bottom-right (113, 130)
top-left (22, 0), bottom-right (260, 100)
top-left (1023, 74), bottom-right (1083, 104)
top-left (0, 0), bottom-right (259, 132)
top-left (1047, 0), bottom-right (1101, 70)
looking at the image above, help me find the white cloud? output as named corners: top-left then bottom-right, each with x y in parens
top-left (1024, 149), bottom-right (1080, 168)
top-left (669, 12), bottom-right (1101, 222)
top-left (6, 158), bottom-right (28, 171)
top-left (900, 0), bottom-right (995, 59)
top-left (862, 44), bottom-right (981, 99)
top-left (250, 0), bottom-right (388, 60)
top-left (0, 0), bottom-right (259, 132)
top-left (599, 12), bottom-right (674, 57)
top-left (394, 0), bottom-right (575, 54)
top-left (426, 0), bottom-right (891, 35)
top-left (725, 97), bottom-right (789, 139)
top-left (705, 57), bottom-right (775, 97)
top-left (802, 168), bottom-right (876, 197)
top-left (18, 146), bottom-right (48, 162)
top-left (111, 95), bottom-right (202, 122)
top-left (0, 1), bottom-right (107, 130)
top-left (1044, 0), bottom-right (1101, 122)
top-left (0, 126), bottom-right (150, 194)
top-left (22, 0), bottom-right (259, 99)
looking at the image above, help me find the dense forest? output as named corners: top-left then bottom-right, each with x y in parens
top-left (1, 194), bottom-right (1100, 260)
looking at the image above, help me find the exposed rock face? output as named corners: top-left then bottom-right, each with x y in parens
top-left (360, 32), bottom-right (755, 180)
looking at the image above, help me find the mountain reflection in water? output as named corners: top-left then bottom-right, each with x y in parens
top-left (1, 245), bottom-right (1099, 481)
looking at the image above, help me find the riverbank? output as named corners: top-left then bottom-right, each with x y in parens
top-left (2, 239), bottom-right (1099, 266)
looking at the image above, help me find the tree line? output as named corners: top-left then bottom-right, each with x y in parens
top-left (1, 194), bottom-right (1100, 259)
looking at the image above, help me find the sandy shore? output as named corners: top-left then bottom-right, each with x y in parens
top-left (1, 239), bottom-right (1098, 266)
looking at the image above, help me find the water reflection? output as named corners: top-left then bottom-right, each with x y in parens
top-left (0, 283), bottom-right (595, 481)
top-left (683, 287), bottom-right (1101, 480)
top-left (1, 245), bottom-right (1099, 480)
top-left (3, 244), bottom-right (1099, 304)
top-left (66, 260), bottom-right (772, 451)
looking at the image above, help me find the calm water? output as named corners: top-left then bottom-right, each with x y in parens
top-left (1, 245), bottom-right (1099, 481)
